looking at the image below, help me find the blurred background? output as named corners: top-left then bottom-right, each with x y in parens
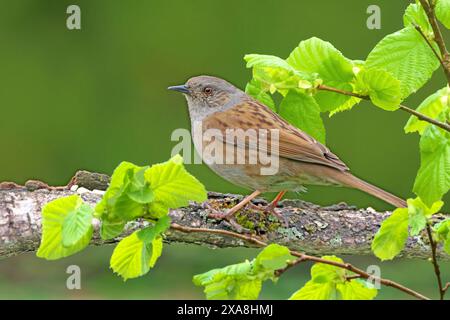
top-left (0, 0), bottom-right (448, 299)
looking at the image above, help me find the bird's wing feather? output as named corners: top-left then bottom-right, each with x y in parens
top-left (202, 98), bottom-right (349, 171)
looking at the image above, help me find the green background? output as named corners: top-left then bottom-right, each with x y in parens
top-left (0, 0), bottom-right (448, 299)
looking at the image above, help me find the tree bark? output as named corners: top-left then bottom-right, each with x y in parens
top-left (1, 177), bottom-right (447, 260)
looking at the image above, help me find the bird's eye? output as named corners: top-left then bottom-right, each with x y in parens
top-left (203, 87), bottom-right (213, 94)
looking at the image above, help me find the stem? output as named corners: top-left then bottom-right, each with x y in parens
top-left (171, 223), bottom-right (431, 300)
top-left (317, 84), bottom-right (450, 132)
top-left (418, 0), bottom-right (450, 85)
top-left (425, 224), bottom-right (446, 300)
top-left (413, 24), bottom-right (445, 67)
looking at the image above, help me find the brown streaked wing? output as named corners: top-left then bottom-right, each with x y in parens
top-left (202, 98), bottom-right (349, 172)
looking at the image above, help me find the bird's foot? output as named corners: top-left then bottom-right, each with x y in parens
top-left (202, 202), bottom-right (251, 233)
top-left (247, 203), bottom-right (289, 227)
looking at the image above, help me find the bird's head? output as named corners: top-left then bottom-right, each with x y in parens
top-left (168, 75), bottom-right (244, 121)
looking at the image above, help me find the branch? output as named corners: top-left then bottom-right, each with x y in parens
top-left (418, 0), bottom-right (450, 85)
top-left (426, 223), bottom-right (446, 300)
top-left (318, 84), bottom-right (450, 132)
top-left (1, 179), bottom-right (448, 261)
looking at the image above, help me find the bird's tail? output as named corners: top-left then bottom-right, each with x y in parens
top-left (338, 172), bottom-right (407, 208)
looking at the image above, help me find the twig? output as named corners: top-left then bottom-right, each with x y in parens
top-left (318, 84), bottom-right (450, 132)
top-left (418, 0), bottom-right (450, 85)
top-left (413, 24), bottom-right (445, 67)
top-left (444, 282), bottom-right (450, 293)
top-left (171, 223), bottom-right (431, 300)
top-left (426, 224), bottom-right (446, 300)
top-left (274, 257), bottom-right (307, 277)
top-left (345, 275), bottom-right (363, 282)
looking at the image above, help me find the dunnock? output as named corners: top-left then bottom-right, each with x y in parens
top-left (169, 76), bottom-right (406, 228)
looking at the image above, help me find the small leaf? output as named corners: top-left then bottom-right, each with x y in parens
top-left (62, 202), bottom-right (94, 247)
top-left (110, 217), bottom-right (170, 280)
top-left (193, 261), bottom-right (258, 300)
top-left (435, 219), bottom-right (450, 255)
top-left (37, 195), bottom-right (93, 260)
top-left (254, 244), bottom-right (294, 271)
top-left (355, 68), bottom-right (401, 111)
top-left (126, 167), bottom-right (154, 204)
top-left (278, 90), bottom-right (326, 144)
top-left (413, 126), bottom-right (450, 206)
top-left (286, 37), bottom-right (355, 112)
top-left (436, 0), bottom-right (450, 29)
top-left (310, 255), bottom-right (345, 283)
top-left (144, 154), bottom-right (207, 217)
top-left (407, 197), bottom-right (443, 236)
top-left (289, 255), bottom-right (377, 300)
top-left (289, 280), bottom-right (337, 300)
top-left (329, 96), bottom-right (361, 117)
top-left (245, 79), bottom-right (276, 111)
top-left (286, 37), bottom-right (354, 84)
top-left (95, 161), bottom-right (143, 219)
top-left (100, 219), bottom-right (126, 240)
top-left (336, 280), bottom-right (378, 300)
top-left (404, 87), bottom-right (449, 134)
top-left (403, 3), bottom-right (432, 34)
top-left (366, 27), bottom-right (440, 98)
top-left (371, 208), bottom-right (409, 260)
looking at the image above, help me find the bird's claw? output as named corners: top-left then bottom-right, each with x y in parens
top-left (247, 203), bottom-right (289, 227)
top-left (203, 202), bottom-right (251, 233)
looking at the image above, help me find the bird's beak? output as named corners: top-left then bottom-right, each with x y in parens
top-left (167, 84), bottom-right (190, 94)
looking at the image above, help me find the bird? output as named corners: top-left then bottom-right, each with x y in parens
top-left (168, 75), bottom-right (406, 229)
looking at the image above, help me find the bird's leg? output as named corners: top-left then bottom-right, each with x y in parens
top-left (208, 190), bottom-right (262, 220)
top-left (205, 190), bottom-right (263, 232)
top-left (248, 190), bottom-right (289, 226)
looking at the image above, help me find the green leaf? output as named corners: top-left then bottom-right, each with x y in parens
top-left (110, 216), bottom-right (170, 280)
top-left (144, 154), bottom-right (207, 217)
top-left (193, 261), bottom-right (260, 300)
top-left (366, 26), bottom-right (440, 98)
top-left (355, 68), bottom-right (401, 110)
top-left (371, 208), bottom-right (409, 260)
top-left (254, 244), bottom-right (294, 271)
top-left (95, 161), bottom-right (143, 219)
top-left (289, 280), bottom-right (338, 300)
top-left (286, 37), bottom-right (355, 112)
top-left (310, 255), bottom-right (345, 283)
top-left (286, 37), bottom-right (354, 83)
top-left (37, 195), bottom-right (93, 260)
top-left (109, 187), bottom-right (145, 221)
top-left (407, 197), bottom-right (443, 236)
top-left (289, 255), bottom-right (377, 300)
top-left (61, 202), bottom-right (94, 247)
top-left (244, 54), bottom-right (311, 96)
top-left (404, 87), bottom-right (449, 134)
top-left (336, 280), bottom-right (378, 300)
top-left (126, 167), bottom-right (154, 204)
top-left (315, 82), bottom-right (356, 113)
top-left (329, 96), bottom-right (361, 117)
top-left (413, 125), bottom-right (450, 206)
top-left (278, 90), bottom-right (326, 144)
top-left (435, 219), bottom-right (450, 255)
top-left (100, 219), bottom-right (126, 240)
top-left (245, 54), bottom-right (294, 70)
top-left (245, 79), bottom-right (276, 111)
top-left (403, 3), bottom-right (432, 34)
top-left (193, 244), bottom-right (293, 300)
top-left (436, 0), bottom-right (450, 29)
